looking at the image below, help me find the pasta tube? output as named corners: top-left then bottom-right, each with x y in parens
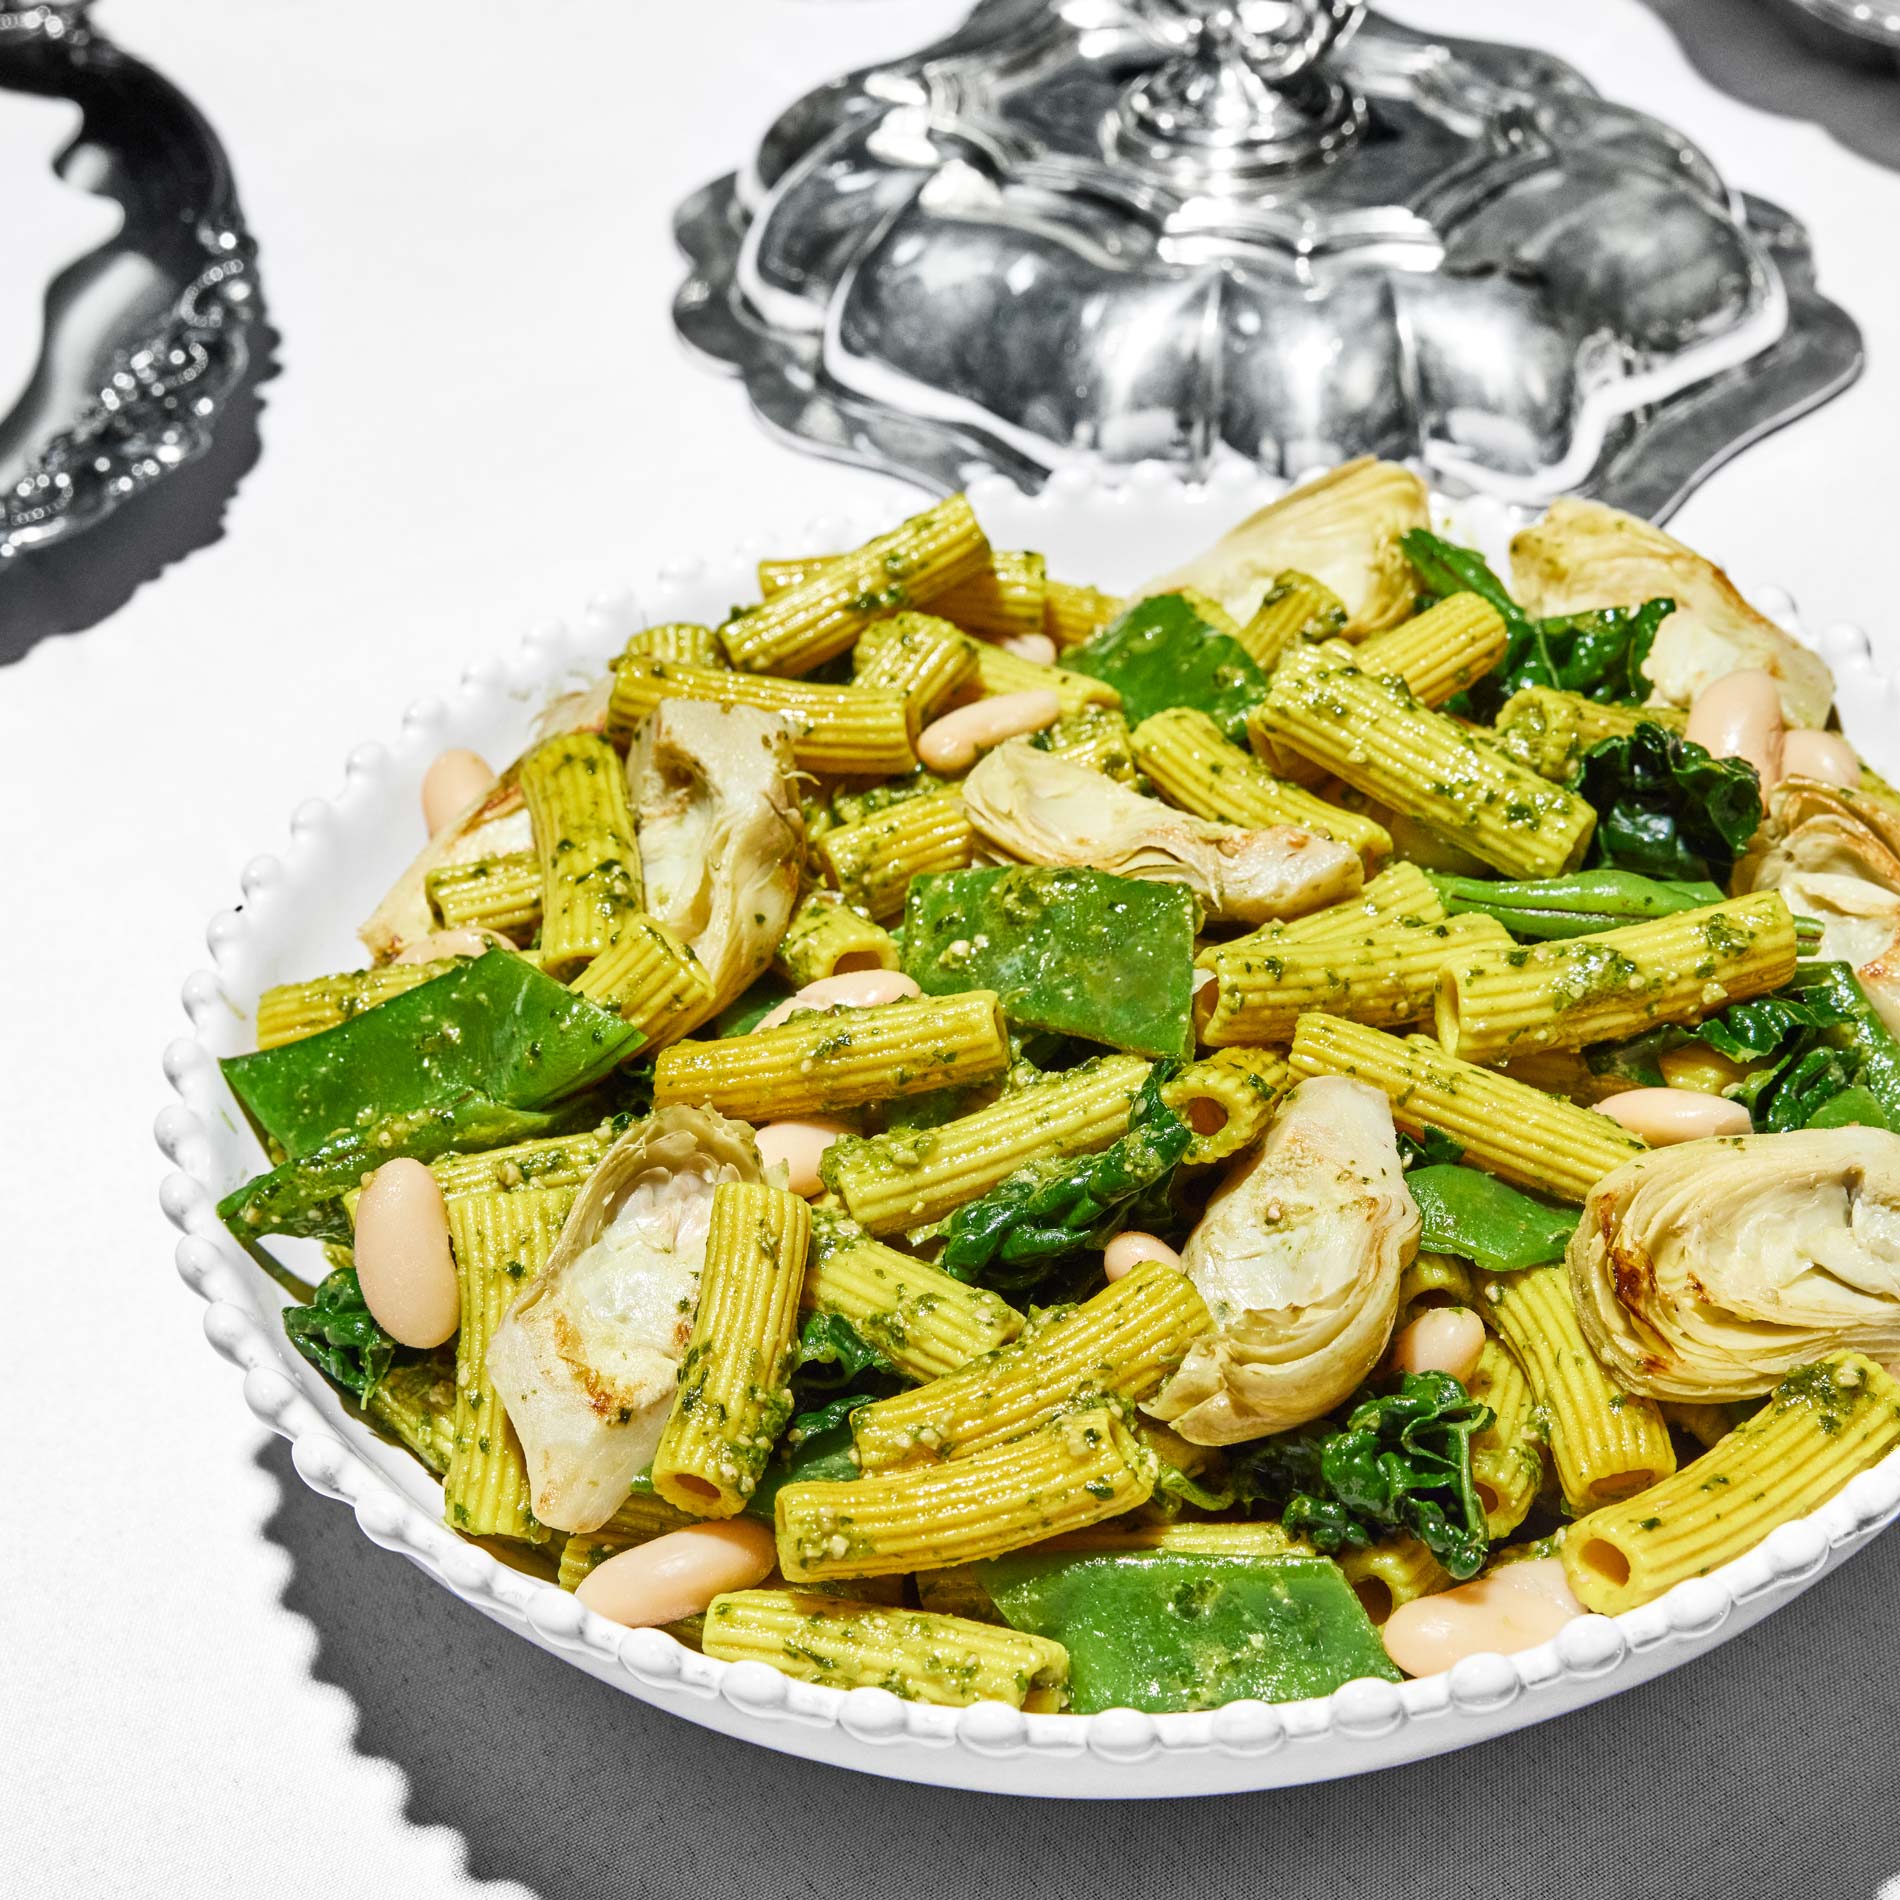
top-left (851, 612), bottom-right (979, 717)
top-left (426, 851), bottom-right (542, 937)
top-left (1290, 1015), bottom-right (1644, 1202)
top-left (568, 911), bottom-right (714, 1047)
top-left (775, 1406), bottom-right (1155, 1582)
top-left (1037, 706), bottom-right (1140, 784)
top-left (606, 659), bottom-right (918, 778)
top-left (519, 732), bottom-right (643, 975)
top-left (1043, 578), bottom-right (1122, 650)
top-left (1160, 1047), bottom-right (1291, 1166)
top-left (429, 1125), bottom-right (614, 1202)
top-left (365, 1356), bottom-right (459, 1476)
top-left (849, 1258), bottom-right (1213, 1471)
top-left (623, 622), bottom-right (724, 667)
top-left (1250, 644), bottom-right (1596, 879)
top-left (820, 1053), bottom-right (1151, 1235)
top-left (970, 641), bottom-right (1119, 715)
top-left (1397, 1251), bottom-right (1477, 1319)
top-left (1467, 1336), bottom-right (1545, 1538)
top-left (1198, 860), bottom-right (1443, 971)
top-left (1355, 596), bottom-right (1509, 708)
top-left (760, 549), bottom-right (1048, 645)
top-left (721, 494), bottom-right (989, 675)
top-left (803, 1215), bottom-right (1024, 1382)
top-left (1564, 1355), bottom-right (1900, 1615)
top-left (773, 891), bottom-right (900, 987)
top-left (1435, 893), bottom-right (1797, 1064)
top-left (1198, 912), bottom-right (1512, 1047)
top-left (651, 1183), bottom-right (811, 1517)
top-left (1339, 1536), bottom-right (1451, 1625)
top-left (1130, 707), bottom-right (1391, 868)
top-left (1480, 1267), bottom-right (1675, 1515)
top-left (654, 990), bottom-right (1009, 1121)
top-left (442, 1185), bottom-right (577, 1540)
top-left (1492, 687), bottom-right (1686, 782)
top-left (816, 789), bottom-right (972, 922)
top-left (1233, 569), bottom-right (1347, 670)
top-left (702, 1590), bottom-right (1069, 1710)
top-left (255, 960), bottom-right (456, 1049)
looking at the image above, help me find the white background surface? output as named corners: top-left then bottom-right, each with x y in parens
top-left (5, 2), bottom-right (1899, 1893)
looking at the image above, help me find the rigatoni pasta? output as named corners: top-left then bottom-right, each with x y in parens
top-left (652, 990), bottom-right (1010, 1121)
top-left (773, 891), bottom-right (901, 987)
top-left (518, 731), bottom-right (643, 975)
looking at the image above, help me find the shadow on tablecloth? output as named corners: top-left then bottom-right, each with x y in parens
top-left (1633, 0), bottom-right (1900, 173)
top-left (258, 1438), bottom-right (1900, 1900)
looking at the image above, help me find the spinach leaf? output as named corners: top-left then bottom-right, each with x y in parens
top-left (283, 1268), bottom-right (397, 1406)
top-left (937, 1066), bottom-right (1191, 1289)
top-left (791, 1311), bottom-right (895, 1391)
top-left (1402, 529), bottom-right (1670, 717)
top-left (223, 948), bottom-right (641, 1159)
top-left (976, 1552), bottom-right (1399, 1712)
top-left (1576, 725), bottom-right (1763, 882)
top-left (1405, 1166), bottom-right (1579, 1273)
top-left (1692, 964), bottom-right (1900, 1133)
top-left (904, 866), bottom-right (1196, 1060)
top-left (1066, 593), bottom-right (1267, 743)
top-left (1228, 1372), bottom-right (1494, 1580)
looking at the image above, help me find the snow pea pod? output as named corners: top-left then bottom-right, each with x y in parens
top-left (1427, 869), bottom-right (1726, 939)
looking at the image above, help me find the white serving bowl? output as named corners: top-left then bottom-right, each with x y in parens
top-left (156, 467), bottom-right (1900, 1797)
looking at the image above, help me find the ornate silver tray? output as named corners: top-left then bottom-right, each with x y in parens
top-left (0, 2), bottom-right (259, 572)
top-left (674, 0), bottom-right (1863, 517)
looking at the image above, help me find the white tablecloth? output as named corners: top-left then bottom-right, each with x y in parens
top-left (8, 3), bottom-right (1899, 1893)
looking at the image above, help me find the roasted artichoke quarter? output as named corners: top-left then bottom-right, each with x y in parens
top-left (1144, 1075), bottom-right (1420, 1444)
top-left (1568, 1127), bottom-right (1900, 1402)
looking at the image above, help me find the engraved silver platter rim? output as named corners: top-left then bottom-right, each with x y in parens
top-left (0, 1), bottom-right (261, 572)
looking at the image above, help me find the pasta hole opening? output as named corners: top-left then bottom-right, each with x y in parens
top-left (831, 952), bottom-right (884, 975)
top-left (1182, 1098), bottom-right (1228, 1138)
top-left (1475, 1480), bottom-right (1499, 1515)
top-left (1579, 1538), bottom-right (1631, 1588)
top-left (672, 1475), bottom-right (721, 1503)
top-left (1590, 1471), bottom-right (1654, 1503)
top-left (1353, 1580), bottom-right (1394, 1626)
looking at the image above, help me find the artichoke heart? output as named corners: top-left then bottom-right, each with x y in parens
top-left (486, 1106), bottom-right (763, 1533)
top-left (961, 740), bottom-right (1360, 927)
top-left (1569, 1127), bottom-right (1900, 1401)
top-left (1510, 498), bottom-right (1835, 730)
top-left (1145, 1076), bottom-right (1419, 1444)
top-left (628, 699), bottom-right (803, 1034)
top-left (1139, 457), bottom-right (1429, 635)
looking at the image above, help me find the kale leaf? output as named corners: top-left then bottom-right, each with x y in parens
top-left (1576, 724), bottom-right (1763, 882)
top-left (1227, 1373), bottom-right (1495, 1580)
top-left (937, 1065), bottom-right (1191, 1290)
top-left (283, 1268), bottom-right (397, 1406)
top-left (1401, 528), bottom-right (1670, 718)
top-left (790, 1310), bottom-right (895, 1391)
top-left (1397, 1126), bottom-right (1466, 1169)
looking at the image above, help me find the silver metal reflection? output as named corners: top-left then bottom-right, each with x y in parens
top-left (673, 0), bottom-right (1863, 517)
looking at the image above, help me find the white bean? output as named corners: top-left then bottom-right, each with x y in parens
top-left (916, 690), bottom-right (1061, 774)
top-left (1778, 727), bottom-right (1861, 791)
top-left (1381, 1559), bottom-right (1584, 1678)
top-left (353, 1158), bottom-right (459, 1348)
top-left (1685, 670), bottom-right (1783, 798)
top-left (754, 969), bottom-right (920, 1032)
top-left (575, 1520), bottom-right (778, 1629)
top-left (1594, 1087), bottom-right (1751, 1144)
top-left (1103, 1230), bottom-right (1182, 1282)
top-left (996, 632), bottom-right (1057, 665)
top-left (421, 748), bottom-right (495, 836)
top-left (755, 1118), bottom-right (854, 1196)
top-left (1389, 1306), bottom-right (1485, 1384)
top-left (392, 927), bottom-right (512, 965)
